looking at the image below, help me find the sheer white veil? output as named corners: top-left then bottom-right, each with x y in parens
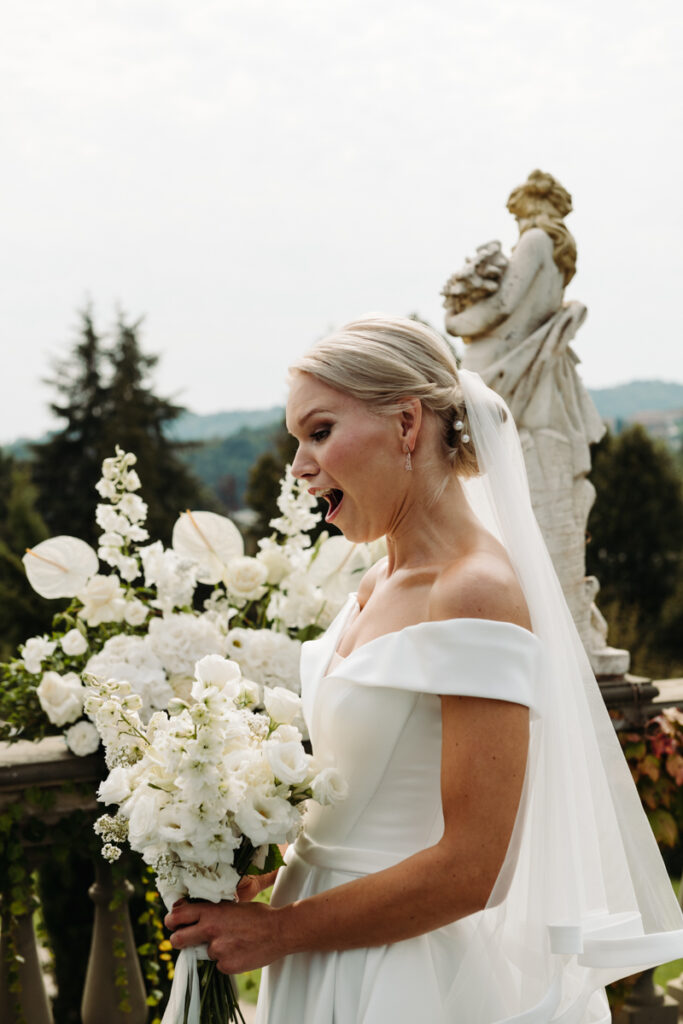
top-left (448, 369), bottom-right (683, 1023)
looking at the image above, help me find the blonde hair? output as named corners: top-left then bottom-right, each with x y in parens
top-left (507, 169), bottom-right (577, 286)
top-left (290, 314), bottom-right (479, 478)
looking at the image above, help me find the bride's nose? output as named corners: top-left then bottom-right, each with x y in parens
top-left (291, 445), bottom-right (318, 481)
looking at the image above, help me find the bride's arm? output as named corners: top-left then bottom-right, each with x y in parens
top-left (166, 563), bottom-right (531, 972)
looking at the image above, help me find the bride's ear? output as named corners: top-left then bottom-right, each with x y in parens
top-left (398, 398), bottom-right (422, 449)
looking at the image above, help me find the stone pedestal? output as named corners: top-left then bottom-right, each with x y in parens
top-left (0, 909), bottom-right (54, 1024)
top-left (613, 969), bottom-right (679, 1022)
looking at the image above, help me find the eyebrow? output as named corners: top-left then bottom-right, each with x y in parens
top-left (288, 407), bottom-right (333, 434)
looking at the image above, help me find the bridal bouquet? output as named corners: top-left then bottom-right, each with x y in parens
top-left (1, 446), bottom-right (383, 755)
top-left (88, 652), bottom-right (347, 1024)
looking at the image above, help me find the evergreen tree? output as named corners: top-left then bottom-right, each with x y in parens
top-left (30, 307), bottom-right (208, 549)
top-left (31, 307), bottom-right (109, 545)
top-left (587, 426), bottom-right (683, 618)
top-left (101, 313), bottom-right (205, 543)
top-left (0, 452), bottom-right (52, 659)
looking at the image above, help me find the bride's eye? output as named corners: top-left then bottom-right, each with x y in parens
top-left (311, 427), bottom-right (331, 443)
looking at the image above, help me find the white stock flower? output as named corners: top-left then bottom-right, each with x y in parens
top-left (21, 636), bottom-right (57, 674)
top-left (23, 536), bottom-right (99, 599)
top-left (37, 671), bottom-right (85, 726)
top-left (226, 629), bottom-right (301, 693)
top-left (265, 740), bottom-right (311, 785)
top-left (223, 556), bottom-right (268, 603)
top-left (60, 629), bottom-right (88, 657)
top-left (311, 766), bottom-right (348, 806)
top-left (78, 575), bottom-right (127, 627)
top-left (64, 720), bottom-right (100, 756)
top-left (263, 686), bottom-right (302, 725)
top-left (172, 510), bottom-right (244, 585)
top-left (269, 466), bottom-right (321, 537)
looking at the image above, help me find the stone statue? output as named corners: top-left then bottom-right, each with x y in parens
top-left (443, 169), bottom-right (628, 675)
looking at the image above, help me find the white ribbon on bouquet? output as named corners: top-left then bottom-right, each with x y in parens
top-left (160, 944), bottom-right (210, 1024)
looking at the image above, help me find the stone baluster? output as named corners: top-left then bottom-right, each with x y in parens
top-left (0, 908), bottom-right (54, 1024)
top-left (81, 858), bottom-right (148, 1024)
top-left (613, 966), bottom-right (679, 1023)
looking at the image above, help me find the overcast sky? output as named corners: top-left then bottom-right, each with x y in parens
top-left (3, 0), bottom-right (682, 443)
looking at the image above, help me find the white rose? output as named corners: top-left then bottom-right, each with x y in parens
top-left (78, 575), bottom-right (127, 627)
top-left (223, 556), bottom-right (268, 602)
top-left (263, 686), bottom-right (302, 725)
top-left (37, 671), bottom-right (85, 726)
top-left (266, 740), bottom-right (311, 785)
top-left (311, 766), bottom-right (348, 806)
top-left (98, 765), bottom-right (133, 805)
top-left (60, 629), bottom-right (88, 657)
top-left (124, 599), bottom-right (149, 627)
top-left (126, 789), bottom-right (164, 849)
top-left (64, 720), bottom-right (100, 756)
top-left (21, 636), bottom-right (57, 674)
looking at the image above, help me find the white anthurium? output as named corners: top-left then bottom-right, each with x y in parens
top-left (307, 534), bottom-right (373, 605)
top-left (171, 510), bottom-right (244, 585)
top-left (22, 536), bottom-right (99, 599)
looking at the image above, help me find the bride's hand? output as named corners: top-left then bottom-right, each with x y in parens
top-left (164, 898), bottom-right (288, 974)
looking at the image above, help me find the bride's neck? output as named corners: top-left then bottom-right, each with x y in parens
top-left (384, 473), bottom-right (477, 575)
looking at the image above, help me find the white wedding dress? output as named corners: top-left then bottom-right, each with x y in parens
top-left (255, 593), bottom-right (558, 1024)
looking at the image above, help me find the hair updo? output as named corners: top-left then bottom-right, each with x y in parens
top-left (290, 314), bottom-right (479, 478)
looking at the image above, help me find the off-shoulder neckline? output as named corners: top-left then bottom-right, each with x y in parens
top-left (332, 594), bottom-right (538, 665)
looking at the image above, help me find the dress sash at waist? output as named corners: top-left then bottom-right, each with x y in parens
top-left (287, 831), bottom-right (403, 876)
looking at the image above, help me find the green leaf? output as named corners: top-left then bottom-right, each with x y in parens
top-left (647, 808), bottom-right (679, 848)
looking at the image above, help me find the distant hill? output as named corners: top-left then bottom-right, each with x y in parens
top-left (588, 381), bottom-right (683, 422)
top-left (166, 406), bottom-right (283, 442)
top-left (179, 422), bottom-right (281, 508)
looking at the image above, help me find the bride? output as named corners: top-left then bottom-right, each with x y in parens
top-left (166, 315), bottom-right (683, 1022)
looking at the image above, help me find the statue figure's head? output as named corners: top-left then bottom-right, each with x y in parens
top-left (507, 170), bottom-right (577, 286)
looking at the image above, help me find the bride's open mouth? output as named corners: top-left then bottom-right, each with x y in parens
top-left (320, 488), bottom-right (344, 523)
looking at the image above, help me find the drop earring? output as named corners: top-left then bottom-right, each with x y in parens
top-left (404, 447), bottom-right (412, 471)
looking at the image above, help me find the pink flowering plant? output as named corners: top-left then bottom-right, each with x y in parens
top-left (619, 708), bottom-right (683, 852)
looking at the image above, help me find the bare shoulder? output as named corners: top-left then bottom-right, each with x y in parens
top-left (356, 556), bottom-right (388, 609)
top-left (429, 550), bottom-right (532, 632)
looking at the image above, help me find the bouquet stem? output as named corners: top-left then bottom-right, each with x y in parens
top-left (193, 960), bottom-right (246, 1024)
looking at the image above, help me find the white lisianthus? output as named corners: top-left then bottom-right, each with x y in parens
top-left (179, 862), bottom-right (240, 904)
top-left (64, 720), bottom-right (100, 756)
top-left (98, 765), bottom-right (133, 805)
top-left (21, 635), bottom-right (57, 674)
top-left (266, 740), bottom-right (311, 785)
top-left (123, 598), bottom-right (149, 627)
top-left (78, 575), bottom-right (127, 627)
top-left (312, 766), bottom-right (349, 806)
top-left (234, 792), bottom-right (301, 846)
top-left (191, 655), bottom-right (242, 706)
top-left (37, 671), bottom-right (85, 726)
top-left (263, 686), bottom-right (302, 726)
top-left (23, 536), bottom-right (99, 599)
top-left (223, 556), bottom-right (268, 603)
top-left (60, 629), bottom-right (88, 657)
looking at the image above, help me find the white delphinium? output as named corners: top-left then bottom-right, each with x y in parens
top-left (225, 628), bottom-right (302, 692)
top-left (85, 635), bottom-right (171, 719)
top-left (95, 448), bottom-right (149, 579)
top-left (21, 636), bottom-right (58, 674)
top-left (269, 465), bottom-right (321, 540)
top-left (139, 542), bottom-right (197, 614)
